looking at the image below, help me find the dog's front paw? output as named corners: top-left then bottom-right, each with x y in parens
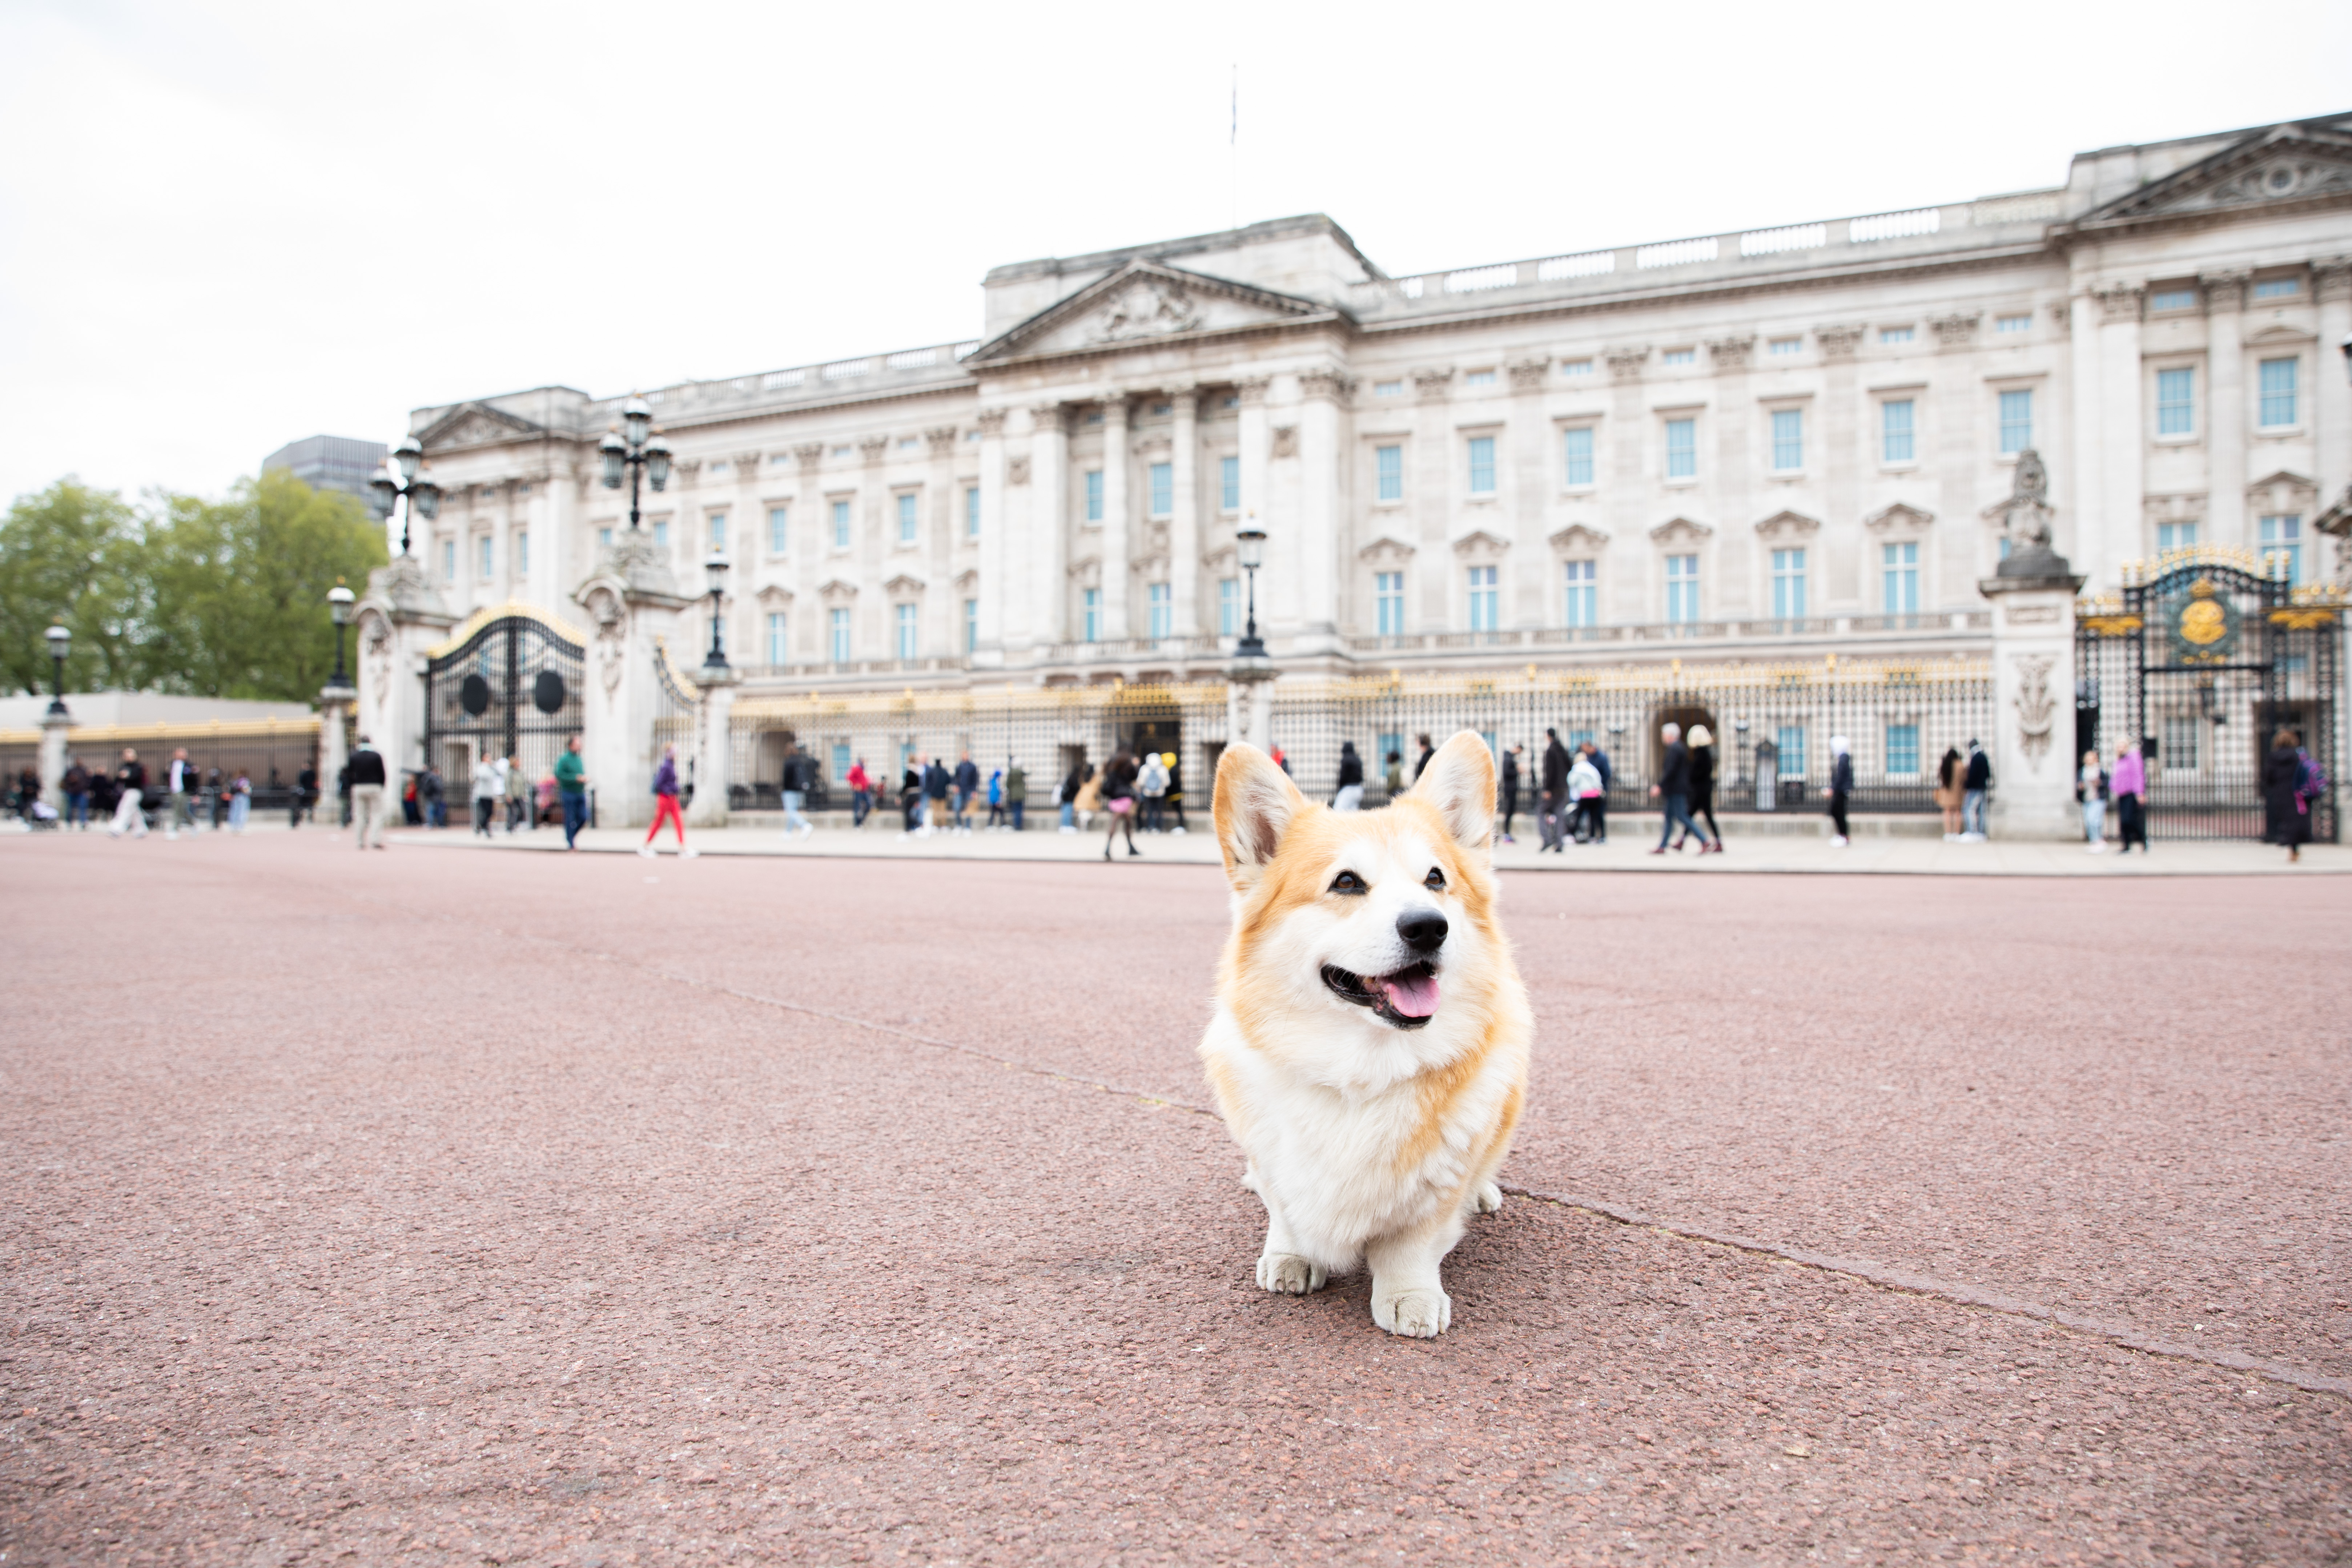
top-left (1471, 1181), bottom-right (1504, 1215)
top-left (1372, 1287), bottom-right (1452, 1338)
top-left (1256, 1253), bottom-right (1327, 1294)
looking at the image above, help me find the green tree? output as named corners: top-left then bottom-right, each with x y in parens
top-left (144, 469), bottom-right (387, 701)
top-left (0, 479), bottom-right (149, 696)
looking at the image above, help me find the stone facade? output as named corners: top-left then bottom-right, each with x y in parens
top-left (404, 113), bottom-right (2352, 710)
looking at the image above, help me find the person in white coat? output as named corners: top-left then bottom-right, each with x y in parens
top-left (471, 753), bottom-right (502, 837)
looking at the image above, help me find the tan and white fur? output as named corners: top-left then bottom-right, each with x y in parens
top-left (1199, 730), bottom-right (1531, 1337)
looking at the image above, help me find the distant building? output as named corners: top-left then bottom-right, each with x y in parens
top-left (264, 435), bottom-right (390, 519)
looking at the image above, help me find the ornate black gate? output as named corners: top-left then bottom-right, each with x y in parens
top-left (423, 610), bottom-right (587, 800)
top-left (2076, 552), bottom-right (2338, 841)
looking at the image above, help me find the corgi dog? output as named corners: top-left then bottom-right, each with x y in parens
top-left (1199, 730), bottom-right (1531, 1337)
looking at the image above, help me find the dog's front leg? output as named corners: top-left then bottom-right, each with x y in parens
top-left (1253, 1194), bottom-right (1327, 1295)
top-left (1365, 1212), bottom-right (1465, 1337)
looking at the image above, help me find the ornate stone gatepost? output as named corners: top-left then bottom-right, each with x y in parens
top-left (317, 680), bottom-right (354, 827)
top-left (687, 662), bottom-right (736, 829)
top-left (574, 533), bottom-right (691, 831)
top-left (1979, 451), bottom-right (2086, 840)
top-left (353, 555), bottom-right (455, 783)
top-left (39, 706), bottom-right (72, 815)
top-left (1226, 652), bottom-right (1275, 754)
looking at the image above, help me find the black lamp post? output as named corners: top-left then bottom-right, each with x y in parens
top-left (327, 582), bottom-right (355, 687)
top-left (44, 622), bottom-right (70, 717)
top-left (1234, 513), bottom-right (1268, 659)
top-left (701, 553), bottom-right (730, 675)
top-left (1733, 715), bottom-right (1750, 787)
top-left (599, 395), bottom-right (674, 530)
top-left (369, 435), bottom-right (444, 557)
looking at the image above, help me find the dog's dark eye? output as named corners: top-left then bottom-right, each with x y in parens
top-left (1329, 870), bottom-right (1367, 896)
top-left (1424, 867), bottom-right (1447, 892)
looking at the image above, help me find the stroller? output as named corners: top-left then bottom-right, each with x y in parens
top-left (21, 797), bottom-right (60, 831)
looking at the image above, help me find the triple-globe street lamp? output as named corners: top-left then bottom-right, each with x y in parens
top-left (369, 435), bottom-right (445, 556)
top-left (598, 396), bottom-right (673, 530)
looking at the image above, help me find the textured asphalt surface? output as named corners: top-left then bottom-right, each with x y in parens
top-left (3, 834), bottom-right (2347, 1565)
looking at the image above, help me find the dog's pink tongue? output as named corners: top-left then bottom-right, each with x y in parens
top-left (1382, 969), bottom-right (1440, 1018)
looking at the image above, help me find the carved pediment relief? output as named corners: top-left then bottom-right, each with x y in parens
top-left (2144, 492), bottom-right (2206, 525)
top-left (1752, 510), bottom-right (1820, 543)
top-left (2248, 470), bottom-right (2318, 511)
top-left (818, 578), bottom-right (859, 606)
top-left (1202, 544), bottom-right (1237, 572)
top-left (953, 569), bottom-right (979, 594)
top-left (1648, 516), bottom-right (1713, 545)
top-left (1548, 523), bottom-right (1610, 555)
top-left (755, 583), bottom-right (794, 607)
top-left (1863, 502), bottom-right (1935, 534)
top-left (1271, 425), bottom-right (1299, 459)
top-left (417, 401), bottom-right (547, 452)
top-left (967, 259), bottom-right (1332, 364)
top-left (1005, 455), bottom-right (1032, 486)
top-left (1451, 529), bottom-right (1511, 564)
top-left (2246, 323), bottom-right (2317, 347)
top-left (2081, 118), bottom-right (2352, 225)
top-left (1358, 535), bottom-right (1417, 568)
top-left (1068, 556), bottom-right (1101, 588)
top-left (883, 574), bottom-right (925, 599)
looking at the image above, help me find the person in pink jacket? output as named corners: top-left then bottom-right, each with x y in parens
top-left (2110, 743), bottom-right (2148, 854)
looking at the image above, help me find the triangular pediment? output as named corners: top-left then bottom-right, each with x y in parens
top-left (965, 260), bottom-right (1337, 365)
top-left (418, 401), bottom-right (548, 451)
top-left (883, 574), bottom-right (925, 598)
top-left (1450, 529), bottom-right (1511, 561)
top-left (1648, 516), bottom-right (1714, 543)
top-left (1358, 534), bottom-right (1417, 564)
top-left (1752, 509), bottom-right (1820, 541)
top-left (1548, 523), bottom-right (1610, 554)
top-left (1863, 502), bottom-right (1935, 532)
top-left (2081, 118), bottom-right (2352, 226)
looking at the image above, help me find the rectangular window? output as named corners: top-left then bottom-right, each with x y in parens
top-left (1995, 313), bottom-right (2031, 334)
top-left (1771, 547), bottom-right (1806, 619)
top-left (1467, 565), bottom-right (1497, 631)
top-left (1219, 455), bottom-right (1240, 511)
top-left (1148, 582), bottom-right (1171, 639)
top-left (2260, 514), bottom-right (2303, 584)
top-left (1376, 571), bottom-right (1404, 635)
top-left (1767, 336), bottom-right (1802, 356)
top-left (1885, 723), bottom-right (1920, 777)
top-left (1148, 462), bottom-right (1172, 518)
top-left (478, 536), bottom-right (494, 579)
top-left (1467, 436), bottom-right (1496, 494)
top-left (1560, 358), bottom-right (1594, 377)
top-left (964, 486), bottom-right (980, 538)
top-left (2150, 288), bottom-right (2197, 312)
top-left (1085, 469), bottom-right (1104, 522)
top-left (707, 512), bottom-right (727, 551)
top-left (1776, 724), bottom-right (1808, 780)
top-left (2156, 367), bottom-right (2194, 436)
top-left (964, 598), bottom-right (978, 653)
top-left (1665, 552), bottom-right (1699, 623)
top-left (1998, 389), bottom-right (2033, 454)
top-left (1771, 409), bottom-right (1804, 471)
top-left (894, 602), bottom-right (918, 660)
top-left (1082, 587), bottom-right (1100, 642)
top-left (1563, 559), bottom-right (1595, 627)
top-left (1879, 326), bottom-right (1914, 345)
top-left (652, 519), bottom-right (669, 549)
top-left (2161, 716), bottom-right (2199, 772)
top-left (831, 741), bottom-right (851, 783)
top-left (1374, 379), bottom-right (1404, 398)
top-left (768, 505), bottom-right (789, 554)
top-left (1563, 426), bottom-right (1595, 487)
top-left (1665, 418), bottom-right (1697, 479)
top-left (2157, 520), bottom-right (2199, 552)
top-left (831, 499), bottom-right (849, 548)
top-left (1882, 541), bottom-right (1919, 614)
top-left (516, 530), bottom-right (528, 575)
top-left (598, 526), bottom-right (613, 550)
top-left (442, 539), bottom-right (455, 582)
top-left (1375, 444), bottom-right (1403, 501)
top-left (1464, 368), bottom-right (1497, 386)
top-left (1660, 348), bottom-right (1695, 367)
top-left (829, 607), bottom-right (851, 663)
top-left (896, 492), bottom-right (917, 545)
top-left (2259, 358), bottom-right (2299, 427)
top-left (1377, 733), bottom-right (1402, 775)
top-left (760, 611), bottom-right (786, 666)
top-left (1881, 399), bottom-right (1915, 464)
top-left (1218, 577), bottom-right (1238, 636)
top-left (2252, 277), bottom-right (2300, 299)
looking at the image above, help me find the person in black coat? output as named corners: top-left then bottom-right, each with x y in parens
top-left (1539, 729), bottom-right (1571, 852)
top-left (2263, 729), bottom-right (2312, 863)
top-left (1497, 743), bottom-right (1521, 843)
top-left (1334, 740), bottom-right (1365, 811)
top-left (1648, 722), bottom-right (1715, 853)
top-left (1673, 724), bottom-right (1721, 851)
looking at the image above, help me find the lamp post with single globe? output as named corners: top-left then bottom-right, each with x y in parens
top-left (700, 554), bottom-right (730, 676)
top-left (369, 436), bottom-right (445, 558)
top-left (39, 621), bottom-right (73, 816)
top-left (1234, 513), bottom-right (1268, 659)
top-left (317, 582), bottom-right (358, 832)
top-left (44, 622), bottom-right (70, 717)
top-left (327, 583), bottom-right (355, 688)
top-left (1224, 513), bottom-right (1275, 752)
top-left (599, 395), bottom-right (674, 531)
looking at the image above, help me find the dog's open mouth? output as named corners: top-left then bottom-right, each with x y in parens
top-left (1321, 961), bottom-right (1441, 1028)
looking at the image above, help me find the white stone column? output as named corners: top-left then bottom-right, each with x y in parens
top-left (39, 708), bottom-right (70, 812)
top-left (973, 409), bottom-right (1010, 665)
top-left (1980, 549), bottom-right (2084, 841)
top-left (575, 538), bottom-right (691, 830)
top-left (1295, 370), bottom-right (1347, 655)
top-left (1237, 377), bottom-right (1274, 637)
top-left (2315, 258), bottom-right (2351, 512)
top-left (1030, 403), bottom-right (1069, 645)
top-left (2095, 283), bottom-right (2146, 587)
top-left (317, 684), bottom-right (352, 826)
top-left (1415, 366), bottom-right (1457, 628)
top-left (2064, 288), bottom-right (2104, 571)
top-left (354, 555), bottom-right (455, 781)
top-left (793, 442), bottom-right (827, 660)
top-left (1168, 386), bottom-right (1200, 636)
top-left (1702, 340), bottom-right (1752, 616)
top-left (2201, 272), bottom-right (2250, 550)
top-left (687, 665), bottom-right (735, 828)
top-left (1100, 392), bottom-right (1131, 643)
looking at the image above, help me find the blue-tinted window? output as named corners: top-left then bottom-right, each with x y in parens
top-left (1085, 470), bottom-right (1103, 522)
top-left (831, 499), bottom-right (849, 548)
top-left (1772, 548), bottom-right (1806, 619)
top-left (1218, 578), bottom-right (1238, 636)
top-left (1998, 390), bottom-right (2032, 454)
top-left (2157, 521), bottom-right (2198, 552)
top-left (964, 486), bottom-right (980, 537)
top-left (1148, 582), bottom-right (1171, 639)
top-left (897, 492), bottom-right (917, 544)
top-left (2156, 368), bottom-right (2194, 436)
top-left (1563, 426), bottom-right (1594, 487)
top-left (1467, 565), bottom-right (1497, 631)
top-left (1665, 419), bottom-right (1696, 479)
top-left (1886, 724), bottom-right (1920, 776)
top-left (1219, 455), bottom-right (1239, 511)
top-left (2260, 514), bottom-right (2303, 584)
top-left (1665, 553), bottom-right (1699, 622)
top-left (1376, 445), bottom-right (1402, 501)
top-left (1882, 541), bottom-right (1918, 614)
top-left (832, 741), bottom-right (850, 783)
top-left (1149, 462), bottom-right (1172, 517)
top-left (2252, 277), bottom-right (2300, 300)
top-left (1563, 559), bottom-right (1595, 627)
top-left (965, 598), bottom-right (978, 652)
top-left (1082, 587), bottom-right (1100, 641)
top-left (829, 607), bottom-right (850, 663)
top-left (766, 611), bottom-right (787, 665)
top-left (1376, 571), bottom-right (1404, 635)
top-left (768, 505), bottom-right (789, 554)
top-left (1467, 436), bottom-right (1496, 494)
top-left (894, 602), bottom-right (917, 660)
top-left (1772, 409), bottom-right (1804, 471)
top-left (1882, 400), bottom-right (1914, 464)
top-left (2259, 358), bottom-right (2298, 427)
top-left (1777, 724), bottom-right (1807, 779)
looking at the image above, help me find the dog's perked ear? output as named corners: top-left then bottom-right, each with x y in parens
top-left (1410, 730), bottom-right (1497, 853)
top-left (1214, 743), bottom-right (1308, 893)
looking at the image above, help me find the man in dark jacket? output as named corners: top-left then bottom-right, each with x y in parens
top-left (1497, 744), bottom-right (1521, 843)
top-left (1961, 739), bottom-right (1991, 839)
top-left (348, 735), bottom-right (390, 850)
top-left (1648, 722), bottom-right (1714, 854)
top-left (1539, 729), bottom-right (1571, 853)
top-left (952, 751), bottom-right (981, 834)
top-left (1585, 740), bottom-right (1612, 843)
top-left (108, 749), bottom-right (149, 837)
top-left (920, 757), bottom-right (951, 836)
top-left (779, 744), bottom-right (815, 839)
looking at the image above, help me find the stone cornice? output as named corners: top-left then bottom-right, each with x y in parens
top-left (1238, 376), bottom-right (1273, 409)
top-left (1705, 335), bottom-right (1754, 374)
top-left (1028, 403), bottom-right (1066, 435)
top-left (1605, 345), bottom-right (1650, 382)
top-left (1814, 324), bottom-right (1865, 362)
top-left (2316, 256), bottom-right (2352, 301)
top-left (1299, 369), bottom-right (1355, 404)
top-left (2093, 282), bottom-right (2145, 326)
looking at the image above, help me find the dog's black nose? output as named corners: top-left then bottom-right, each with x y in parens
top-left (1396, 909), bottom-right (1449, 954)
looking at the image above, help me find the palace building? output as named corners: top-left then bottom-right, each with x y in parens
top-left (357, 111), bottom-right (2351, 838)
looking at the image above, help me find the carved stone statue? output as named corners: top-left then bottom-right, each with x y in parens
top-left (2001, 449), bottom-right (2054, 552)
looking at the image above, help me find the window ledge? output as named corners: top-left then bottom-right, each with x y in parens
top-left (1663, 478), bottom-right (1701, 489)
top-left (1767, 469), bottom-right (1806, 481)
top-left (1560, 486), bottom-right (1598, 498)
top-left (2255, 425), bottom-right (2307, 438)
top-left (1879, 463), bottom-right (1920, 475)
top-left (2152, 435), bottom-right (2202, 449)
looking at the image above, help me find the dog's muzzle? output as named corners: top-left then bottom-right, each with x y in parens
top-left (1321, 960), bottom-right (1441, 1029)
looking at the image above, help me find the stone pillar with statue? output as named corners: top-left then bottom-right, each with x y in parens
top-left (574, 530), bottom-right (693, 831)
top-left (1978, 450), bottom-right (2086, 839)
top-left (352, 555), bottom-right (457, 786)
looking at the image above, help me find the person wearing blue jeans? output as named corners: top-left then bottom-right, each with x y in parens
top-left (1647, 721), bottom-right (1715, 855)
top-left (1961, 738), bottom-right (1991, 840)
top-left (555, 735), bottom-right (590, 850)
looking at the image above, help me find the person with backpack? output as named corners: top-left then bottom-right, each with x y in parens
top-left (1961, 739), bottom-right (1991, 840)
top-left (1137, 749), bottom-right (1171, 829)
top-left (640, 743), bottom-right (693, 859)
top-left (2264, 728), bottom-right (2314, 864)
top-left (2075, 748), bottom-right (2110, 852)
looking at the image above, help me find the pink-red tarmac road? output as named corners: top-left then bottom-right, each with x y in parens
top-left (1, 833), bottom-right (2346, 1566)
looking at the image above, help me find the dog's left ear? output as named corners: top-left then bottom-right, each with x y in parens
top-left (1214, 742), bottom-right (1308, 893)
top-left (1412, 730), bottom-right (1496, 853)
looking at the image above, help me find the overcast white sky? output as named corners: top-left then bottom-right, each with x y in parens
top-left (3, 0), bottom-right (2346, 513)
